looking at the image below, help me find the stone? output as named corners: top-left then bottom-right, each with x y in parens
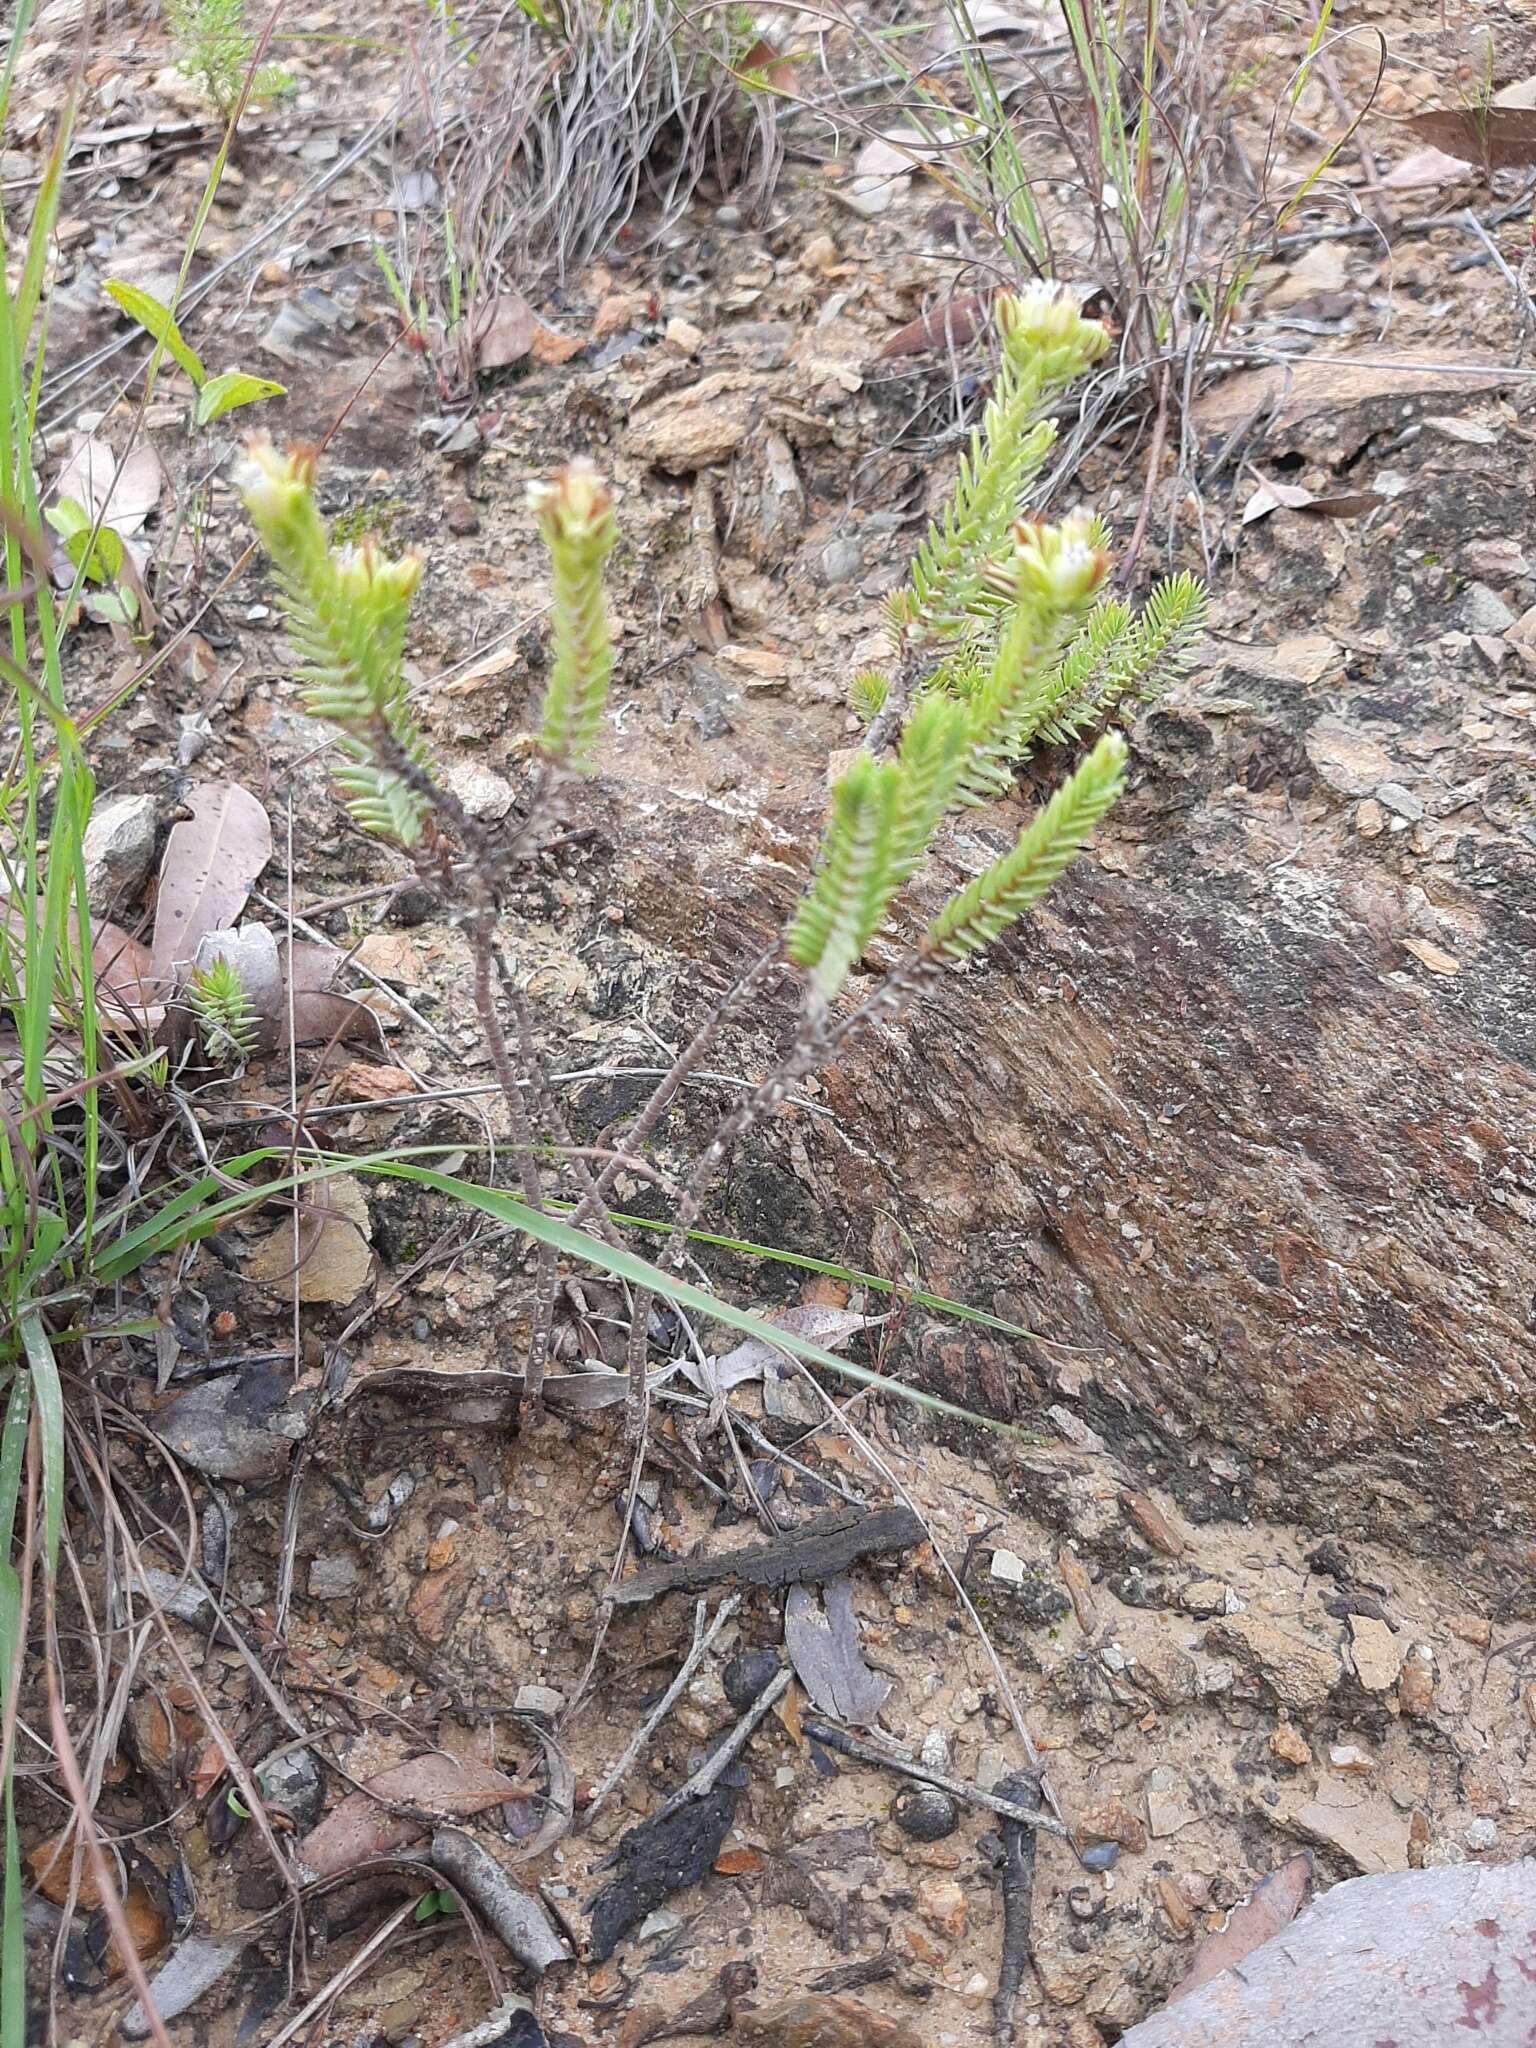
top-left (990, 1547), bottom-right (1027, 1587)
top-left (1079, 1796), bottom-right (1147, 1854)
top-left (441, 760), bottom-right (515, 820)
top-left (800, 233), bottom-right (838, 274)
top-left (444, 494), bottom-right (479, 536)
top-left (592, 290), bottom-right (647, 339)
top-left (1462, 537), bottom-right (1530, 581)
top-left (247, 1172), bottom-right (372, 1305)
top-left (1207, 1614), bottom-right (1342, 1711)
top-left (1459, 580), bottom-right (1516, 635)
top-left (82, 791), bottom-right (158, 910)
top-left (1304, 716), bottom-right (1397, 797)
top-left (664, 315), bottom-right (704, 355)
top-left (1129, 1637), bottom-right (1198, 1707)
top-left (1329, 1743), bottom-right (1375, 1775)
top-left (917, 1727), bottom-right (952, 1773)
top-left (1397, 1644), bottom-right (1435, 1718)
top-left (816, 536), bottom-right (864, 584)
top-left (514, 1683), bottom-right (565, 1717)
top-left (915, 1876), bottom-right (967, 1941)
top-left (308, 1554), bottom-right (359, 1600)
top-left (893, 1786), bottom-right (959, 1842)
top-left (1463, 1815), bottom-right (1498, 1851)
top-left (1354, 797), bottom-right (1386, 838)
top-left (1374, 780), bottom-right (1424, 822)
top-left (1143, 1766), bottom-right (1200, 1837)
top-left (626, 372), bottom-right (769, 471)
top-left (1271, 1719), bottom-right (1312, 1767)
top-left (1276, 1775), bottom-right (1410, 1874)
top-left (1181, 1579), bottom-right (1233, 1617)
top-left (1445, 1614), bottom-right (1491, 1648)
top-left (1349, 1615), bottom-right (1402, 1693)
top-left (734, 1995), bottom-right (920, 2048)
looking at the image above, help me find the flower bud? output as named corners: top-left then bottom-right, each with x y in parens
top-left (995, 285), bottom-right (1110, 379)
top-left (1011, 512), bottom-right (1109, 609)
top-left (238, 440), bottom-right (317, 531)
top-left (527, 460), bottom-right (615, 548)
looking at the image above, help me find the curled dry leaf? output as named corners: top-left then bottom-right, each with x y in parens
top-left (149, 781), bottom-right (272, 993)
top-left (297, 1752), bottom-right (526, 1878)
top-left (1169, 1851), bottom-right (1311, 2003)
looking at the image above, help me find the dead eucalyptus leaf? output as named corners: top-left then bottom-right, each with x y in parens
top-left (1400, 105), bottom-right (1536, 172)
top-left (298, 1752), bottom-right (526, 1878)
top-left (54, 437), bottom-right (164, 536)
top-left (92, 921), bottom-right (158, 1020)
top-left (784, 1577), bottom-right (892, 1725)
top-left (1170, 1853), bottom-right (1311, 2003)
top-left (474, 289), bottom-right (536, 371)
top-left (690, 1304), bottom-right (873, 1395)
top-left (149, 781), bottom-right (272, 992)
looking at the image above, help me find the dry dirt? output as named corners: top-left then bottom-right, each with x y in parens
top-left (10, 0), bottom-right (1536, 2043)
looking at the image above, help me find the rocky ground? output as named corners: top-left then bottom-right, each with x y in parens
top-left (10, 0), bottom-right (1536, 2042)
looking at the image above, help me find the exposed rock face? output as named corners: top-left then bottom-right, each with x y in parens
top-left (596, 680), bottom-right (1534, 1564)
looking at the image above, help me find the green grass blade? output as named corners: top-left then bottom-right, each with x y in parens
top-left (94, 1149), bottom-right (1024, 1432)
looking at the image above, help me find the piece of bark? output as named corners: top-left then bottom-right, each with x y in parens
top-left (607, 1505), bottom-right (924, 1606)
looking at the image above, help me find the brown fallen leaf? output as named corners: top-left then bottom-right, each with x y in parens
top-left (879, 291), bottom-right (993, 359)
top-left (1401, 105), bottom-right (1536, 173)
top-left (473, 289), bottom-right (536, 372)
top-left (734, 36), bottom-right (799, 94)
top-left (325, 1061), bottom-right (418, 1104)
top-left (1057, 1544), bottom-right (1099, 1632)
top-left (149, 781), bottom-right (272, 993)
top-left (28, 1829), bottom-right (102, 1909)
top-left (92, 920), bottom-right (158, 1020)
top-left (298, 1751), bottom-right (526, 1878)
top-left (280, 937), bottom-right (384, 1049)
top-left (1169, 1852), bottom-right (1311, 2003)
top-left (531, 321), bottom-right (588, 366)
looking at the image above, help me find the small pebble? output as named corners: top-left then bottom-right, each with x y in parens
top-left (714, 203), bottom-right (743, 229)
top-left (1079, 1842), bottom-right (1119, 1872)
top-left (444, 494), bottom-right (479, 536)
top-left (893, 1786), bottom-right (959, 1842)
top-left (817, 536), bottom-right (864, 585)
top-left (722, 1648), bottom-right (782, 1710)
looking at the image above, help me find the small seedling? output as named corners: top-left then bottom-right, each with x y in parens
top-left (413, 1888), bottom-right (458, 1922)
top-left (186, 956), bottom-right (259, 1067)
top-left (164, 0), bottom-right (295, 116)
top-left (105, 281), bottom-right (286, 429)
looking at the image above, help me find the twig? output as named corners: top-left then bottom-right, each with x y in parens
top-left (653, 1666), bottom-right (791, 1821)
top-left (799, 1721), bottom-right (1068, 1841)
top-left (994, 1767), bottom-right (1044, 2038)
top-left (583, 1593), bottom-right (741, 1822)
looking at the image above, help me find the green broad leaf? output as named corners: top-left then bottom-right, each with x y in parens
top-left (82, 587), bottom-right (138, 627)
top-left (196, 370), bottom-right (287, 427)
top-left (47, 500), bottom-right (123, 584)
top-left (104, 279), bottom-right (206, 386)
